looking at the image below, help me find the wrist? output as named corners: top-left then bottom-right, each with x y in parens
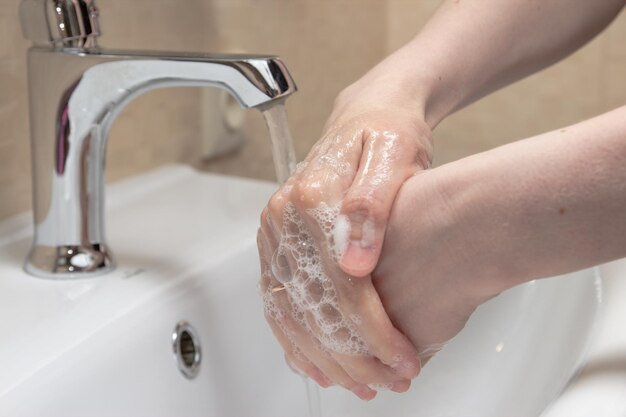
top-left (338, 49), bottom-right (462, 131)
top-left (331, 47), bottom-right (437, 123)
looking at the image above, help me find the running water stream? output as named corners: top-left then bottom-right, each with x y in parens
top-left (261, 103), bottom-right (322, 417)
top-left (262, 103), bottom-right (297, 184)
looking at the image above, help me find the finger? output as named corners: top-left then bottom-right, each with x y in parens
top-left (260, 237), bottom-right (331, 388)
top-left (265, 313), bottom-right (333, 387)
top-left (266, 190), bottom-right (286, 234)
top-left (319, 269), bottom-right (421, 380)
top-left (263, 201), bottom-right (302, 288)
top-left (259, 225), bottom-right (376, 400)
top-left (259, 207), bottom-right (279, 252)
top-left (304, 309), bottom-right (411, 392)
top-left (284, 354), bottom-right (337, 389)
top-left (257, 227), bottom-right (274, 291)
top-left (270, 282), bottom-right (377, 400)
top-left (339, 129), bottom-right (430, 277)
top-left (292, 130), bottom-right (365, 209)
top-left (289, 205), bottom-right (421, 384)
top-left (368, 379), bottom-right (411, 393)
top-left (340, 281), bottom-right (422, 380)
top-left (334, 353), bottom-right (412, 393)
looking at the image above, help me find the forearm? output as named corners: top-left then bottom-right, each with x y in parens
top-left (351, 0), bottom-right (624, 128)
top-left (418, 106), bottom-right (626, 294)
top-left (371, 108), bottom-right (625, 358)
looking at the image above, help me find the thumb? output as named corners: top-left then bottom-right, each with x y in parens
top-left (338, 133), bottom-right (425, 277)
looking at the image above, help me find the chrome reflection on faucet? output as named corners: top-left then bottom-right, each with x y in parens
top-left (19, 0), bottom-right (297, 279)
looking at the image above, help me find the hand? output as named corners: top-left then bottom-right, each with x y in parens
top-left (257, 80), bottom-right (433, 399)
top-left (372, 169), bottom-right (496, 364)
top-left (373, 105), bottom-right (626, 363)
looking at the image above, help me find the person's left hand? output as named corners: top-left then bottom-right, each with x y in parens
top-left (257, 77), bottom-right (433, 399)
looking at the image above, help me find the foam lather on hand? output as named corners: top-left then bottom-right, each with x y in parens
top-left (264, 202), bottom-right (369, 356)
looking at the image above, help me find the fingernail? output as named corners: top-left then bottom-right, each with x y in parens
top-left (343, 243), bottom-right (377, 270)
top-left (307, 370), bottom-right (333, 388)
top-left (353, 385), bottom-right (377, 401)
top-left (391, 380), bottom-right (411, 393)
top-left (391, 360), bottom-right (420, 380)
top-left (390, 353), bottom-right (421, 379)
top-left (348, 215), bottom-right (376, 249)
top-left (339, 216), bottom-right (377, 275)
top-left (317, 374), bottom-right (334, 388)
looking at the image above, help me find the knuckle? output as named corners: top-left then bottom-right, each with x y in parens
top-left (267, 191), bottom-right (287, 216)
top-left (256, 229), bottom-right (267, 255)
top-left (259, 214), bottom-right (275, 240)
top-left (259, 208), bottom-right (269, 228)
top-left (293, 180), bottom-right (323, 209)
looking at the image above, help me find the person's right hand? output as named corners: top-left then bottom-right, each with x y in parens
top-left (371, 168), bottom-right (495, 363)
top-left (372, 107), bottom-right (626, 362)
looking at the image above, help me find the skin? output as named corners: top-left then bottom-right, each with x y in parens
top-left (375, 106), bottom-right (626, 358)
top-left (258, 109), bottom-right (429, 400)
top-left (257, 0), bottom-right (625, 398)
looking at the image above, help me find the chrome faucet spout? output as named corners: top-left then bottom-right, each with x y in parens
top-left (20, 1), bottom-right (297, 279)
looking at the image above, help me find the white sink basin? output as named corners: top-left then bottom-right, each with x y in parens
top-left (0, 165), bottom-right (602, 417)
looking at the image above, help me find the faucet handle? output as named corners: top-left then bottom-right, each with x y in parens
top-left (20, 0), bottom-right (100, 48)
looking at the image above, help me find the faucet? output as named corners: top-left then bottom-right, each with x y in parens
top-left (19, 0), bottom-right (297, 279)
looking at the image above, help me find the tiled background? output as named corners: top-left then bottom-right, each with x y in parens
top-left (0, 1), bottom-right (624, 221)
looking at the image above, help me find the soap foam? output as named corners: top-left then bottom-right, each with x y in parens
top-left (331, 214), bottom-right (350, 262)
top-left (261, 270), bottom-right (306, 363)
top-left (263, 202), bottom-right (369, 356)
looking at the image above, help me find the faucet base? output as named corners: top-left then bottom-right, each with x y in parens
top-left (24, 243), bottom-right (115, 279)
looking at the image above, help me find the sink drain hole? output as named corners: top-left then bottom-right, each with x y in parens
top-left (172, 321), bottom-right (201, 379)
top-left (180, 331), bottom-right (196, 367)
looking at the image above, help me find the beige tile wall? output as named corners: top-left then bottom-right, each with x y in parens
top-left (0, 3), bottom-right (31, 219)
top-left (0, 0), bottom-right (387, 221)
top-left (199, 0), bottom-right (388, 180)
top-left (103, 1), bottom-right (210, 182)
top-left (1, 1), bottom-right (625, 222)
top-left (0, 0), bottom-right (209, 221)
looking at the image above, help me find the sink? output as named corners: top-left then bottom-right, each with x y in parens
top-left (0, 165), bottom-right (601, 417)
